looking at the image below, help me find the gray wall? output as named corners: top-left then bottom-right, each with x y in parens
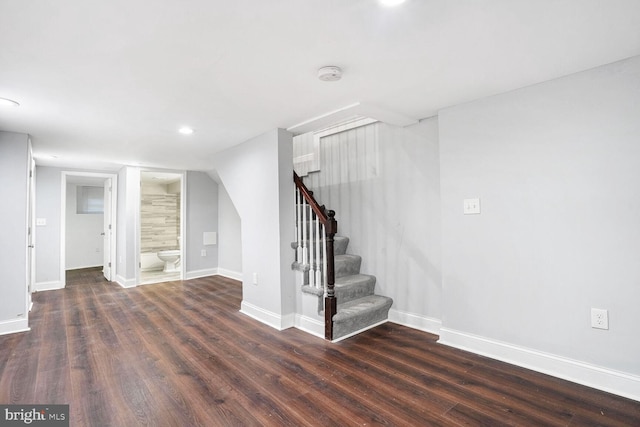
top-left (0, 131), bottom-right (29, 329)
top-left (211, 128), bottom-right (295, 324)
top-left (438, 56), bottom-right (640, 376)
top-left (34, 166), bottom-right (62, 285)
top-left (304, 119), bottom-right (442, 328)
top-left (185, 171), bottom-right (218, 275)
top-left (217, 184), bottom-right (242, 277)
top-left (36, 167), bottom-right (114, 286)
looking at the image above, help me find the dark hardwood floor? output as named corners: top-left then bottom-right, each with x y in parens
top-left (1, 268), bottom-right (638, 426)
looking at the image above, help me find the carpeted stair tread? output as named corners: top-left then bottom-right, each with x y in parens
top-left (335, 274), bottom-right (376, 303)
top-left (335, 254), bottom-right (361, 278)
top-left (333, 295), bottom-right (394, 339)
top-left (301, 284), bottom-right (323, 296)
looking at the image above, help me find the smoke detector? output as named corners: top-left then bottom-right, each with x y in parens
top-left (318, 66), bottom-right (342, 82)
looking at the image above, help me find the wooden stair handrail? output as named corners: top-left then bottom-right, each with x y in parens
top-left (293, 172), bottom-right (338, 340)
top-left (294, 173), bottom-right (327, 224)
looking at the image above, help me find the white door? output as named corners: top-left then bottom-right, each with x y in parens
top-left (102, 179), bottom-right (112, 281)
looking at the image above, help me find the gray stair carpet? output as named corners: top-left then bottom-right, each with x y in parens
top-left (335, 274), bottom-right (376, 304)
top-left (333, 294), bottom-right (394, 340)
top-left (334, 254), bottom-right (362, 278)
top-left (294, 232), bottom-right (393, 340)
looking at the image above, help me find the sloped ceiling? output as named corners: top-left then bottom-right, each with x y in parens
top-left (1, 0), bottom-right (639, 171)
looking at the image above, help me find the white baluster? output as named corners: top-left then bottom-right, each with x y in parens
top-left (295, 189), bottom-right (303, 263)
top-left (322, 223), bottom-right (328, 295)
top-left (315, 216), bottom-right (321, 289)
top-left (302, 197), bottom-right (308, 266)
top-left (308, 208), bottom-right (315, 287)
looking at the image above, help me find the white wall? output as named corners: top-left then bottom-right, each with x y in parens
top-left (115, 166), bottom-right (139, 287)
top-left (185, 171), bottom-right (218, 278)
top-left (65, 183), bottom-right (104, 269)
top-left (0, 131), bottom-right (30, 334)
top-left (304, 119), bottom-right (443, 332)
top-left (217, 185), bottom-right (242, 279)
top-left (210, 128), bottom-right (295, 329)
top-left (438, 56), bottom-right (640, 399)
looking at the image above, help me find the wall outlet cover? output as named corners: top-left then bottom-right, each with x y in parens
top-left (591, 308), bottom-right (609, 330)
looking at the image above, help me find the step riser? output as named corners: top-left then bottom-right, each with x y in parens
top-left (335, 256), bottom-right (361, 278)
top-left (333, 297), bottom-right (393, 340)
top-left (335, 275), bottom-right (376, 304)
top-left (336, 284), bottom-right (375, 304)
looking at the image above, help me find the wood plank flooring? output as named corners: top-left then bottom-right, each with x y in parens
top-left (1, 267), bottom-right (638, 426)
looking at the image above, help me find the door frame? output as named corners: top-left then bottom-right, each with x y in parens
top-left (60, 171), bottom-right (118, 286)
top-left (136, 169), bottom-right (186, 285)
top-left (26, 141), bottom-right (35, 312)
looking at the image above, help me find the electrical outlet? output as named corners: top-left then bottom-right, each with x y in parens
top-left (201, 249), bottom-right (206, 257)
top-left (253, 272), bottom-right (258, 285)
top-left (591, 308), bottom-right (609, 330)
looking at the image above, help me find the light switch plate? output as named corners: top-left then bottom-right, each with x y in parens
top-left (463, 198), bottom-right (481, 215)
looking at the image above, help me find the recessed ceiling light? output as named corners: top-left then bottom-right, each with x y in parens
top-left (380, 0), bottom-right (406, 6)
top-left (0, 97), bottom-right (20, 107)
top-left (178, 127), bottom-right (194, 135)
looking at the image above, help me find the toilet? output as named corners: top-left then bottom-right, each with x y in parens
top-left (157, 249), bottom-right (180, 273)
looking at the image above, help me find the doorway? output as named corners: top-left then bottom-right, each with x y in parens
top-left (138, 171), bottom-right (184, 285)
top-left (61, 172), bottom-right (117, 285)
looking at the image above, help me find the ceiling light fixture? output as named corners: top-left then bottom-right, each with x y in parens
top-left (178, 127), bottom-right (194, 135)
top-left (380, 0), bottom-right (406, 6)
top-left (318, 66), bottom-right (342, 82)
top-left (0, 97), bottom-right (20, 107)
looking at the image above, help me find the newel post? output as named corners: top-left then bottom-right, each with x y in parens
top-left (324, 210), bottom-right (338, 340)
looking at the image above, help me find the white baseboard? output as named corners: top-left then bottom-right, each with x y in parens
top-left (240, 301), bottom-right (294, 331)
top-left (34, 280), bottom-right (64, 292)
top-left (216, 268), bottom-right (242, 281)
top-left (388, 309), bottom-right (442, 335)
top-left (115, 275), bottom-right (137, 288)
top-left (294, 314), bottom-right (324, 338)
top-left (185, 268), bottom-right (218, 280)
top-left (0, 317), bottom-right (30, 336)
top-left (438, 327), bottom-right (640, 403)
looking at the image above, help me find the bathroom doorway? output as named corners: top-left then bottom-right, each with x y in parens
top-left (139, 171), bottom-right (184, 285)
top-left (61, 172), bottom-right (117, 285)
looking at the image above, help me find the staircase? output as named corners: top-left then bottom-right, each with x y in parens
top-left (325, 235), bottom-right (393, 340)
top-left (293, 173), bottom-right (393, 341)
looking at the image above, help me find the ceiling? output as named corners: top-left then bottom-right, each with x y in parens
top-left (1, 0), bottom-right (639, 172)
